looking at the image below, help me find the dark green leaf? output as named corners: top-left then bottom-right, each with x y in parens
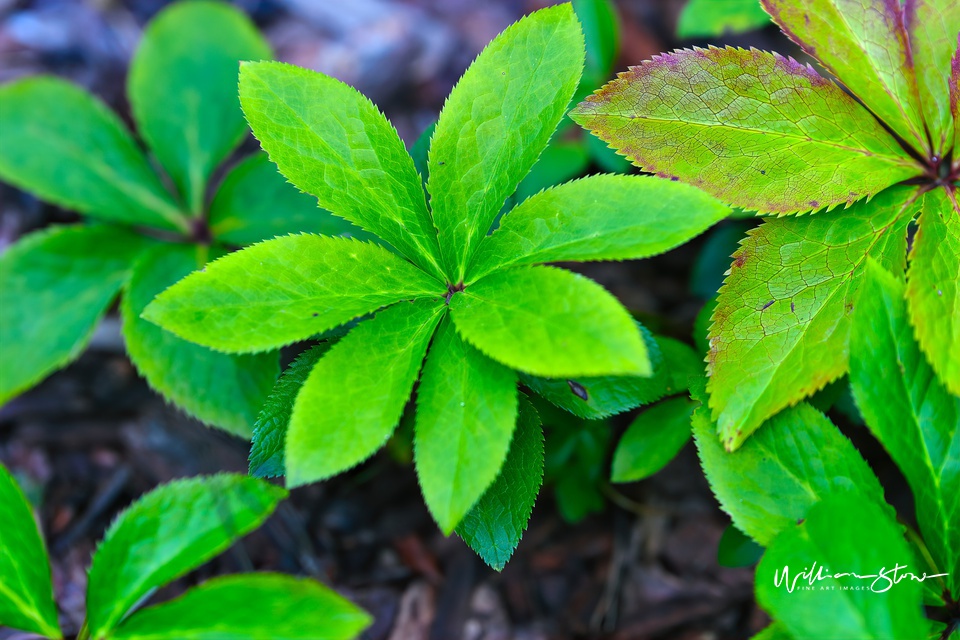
top-left (610, 397), bottom-right (695, 483)
top-left (717, 523), bottom-right (764, 568)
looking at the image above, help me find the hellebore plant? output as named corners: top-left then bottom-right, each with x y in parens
top-left (144, 4), bottom-right (729, 568)
top-left (0, 465), bottom-right (370, 640)
top-left (573, 0), bottom-right (960, 448)
top-left (0, 1), bottom-right (354, 434)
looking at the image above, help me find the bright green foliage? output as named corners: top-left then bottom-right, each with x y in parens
top-left (0, 465), bottom-right (60, 639)
top-left (692, 388), bottom-right (890, 546)
top-left (573, 0), bottom-right (960, 448)
top-left (238, 61), bottom-right (444, 280)
top-left (572, 47), bottom-right (915, 215)
top-left (111, 574), bottom-right (371, 640)
top-left (906, 189), bottom-right (960, 395)
top-left (850, 260), bottom-right (960, 597)
top-left (427, 5), bottom-right (585, 282)
top-left (708, 188), bottom-right (914, 446)
top-left (144, 235), bottom-right (444, 353)
top-left (610, 396), bottom-right (695, 482)
top-left (285, 300), bottom-right (444, 487)
top-left (521, 330), bottom-right (687, 420)
top-left (677, 0), bottom-right (771, 37)
top-left (0, 78), bottom-right (184, 231)
top-left (249, 344), bottom-right (331, 478)
top-left (449, 266), bottom-right (649, 378)
top-left (749, 624), bottom-right (793, 640)
top-left (416, 318), bottom-right (518, 534)
top-left (0, 225), bottom-right (151, 403)
top-left (756, 494), bottom-right (927, 640)
top-left (456, 397), bottom-right (544, 570)
top-left (906, 0), bottom-right (960, 154)
top-left (147, 4), bottom-right (729, 561)
top-left (86, 475), bottom-right (286, 638)
top-left (0, 468), bottom-right (368, 640)
top-left (122, 245), bottom-right (279, 437)
top-left (0, 1), bottom-right (349, 434)
top-left (763, 0), bottom-right (927, 153)
top-left (470, 175), bottom-right (728, 279)
top-left (129, 1), bottom-right (271, 213)
top-left (716, 524), bottom-right (763, 568)
top-left (209, 152), bottom-right (360, 246)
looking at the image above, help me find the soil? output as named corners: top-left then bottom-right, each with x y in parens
top-left (0, 1), bottom-right (835, 638)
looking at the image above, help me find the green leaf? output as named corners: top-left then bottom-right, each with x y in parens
top-left (469, 175), bottom-right (728, 280)
top-left (0, 464), bottom-right (60, 639)
top-left (249, 344), bottom-right (331, 479)
top-left (456, 397), bottom-right (544, 570)
top-left (520, 325), bottom-right (672, 419)
top-left (677, 0), bottom-right (771, 37)
top-left (0, 78), bottom-right (184, 231)
top-left (574, 0), bottom-right (619, 83)
top-left (692, 383), bottom-right (890, 546)
top-left (906, 188), bottom-right (960, 396)
top-left (121, 244), bottom-right (279, 437)
top-left (717, 523), bottom-right (764, 568)
top-left (415, 317), bottom-right (519, 534)
top-left (514, 140), bottom-right (589, 204)
top-left (86, 474), bottom-right (286, 639)
top-left (707, 186), bottom-right (916, 448)
top-left (449, 265), bottom-right (649, 378)
top-left (1, 225), bottom-right (151, 404)
top-left (905, 0), bottom-right (960, 156)
top-left (111, 574), bottom-right (370, 640)
top-left (428, 4), bottom-right (585, 281)
top-left (129, 1), bottom-right (271, 214)
top-left (610, 396), bottom-right (695, 483)
top-left (850, 259), bottom-right (960, 597)
top-left (571, 47), bottom-right (917, 214)
top-left (756, 494), bottom-right (927, 640)
top-left (749, 624), bottom-right (793, 640)
top-left (762, 0), bottom-right (927, 153)
top-left (285, 299), bottom-right (444, 487)
top-left (209, 153), bottom-right (360, 246)
top-left (238, 61), bottom-right (444, 279)
top-left (143, 234), bottom-right (444, 354)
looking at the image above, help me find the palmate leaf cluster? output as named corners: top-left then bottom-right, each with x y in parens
top-left (573, 0), bottom-right (960, 448)
top-left (145, 3), bottom-right (730, 567)
top-left (0, 1), bottom-right (354, 435)
top-left (0, 464), bottom-right (369, 640)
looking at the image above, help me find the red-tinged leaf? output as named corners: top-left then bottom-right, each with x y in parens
top-left (762, 0), bottom-right (927, 153)
top-left (571, 47), bottom-right (918, 215)
top-left (905, 0), bottom-right (960, 156)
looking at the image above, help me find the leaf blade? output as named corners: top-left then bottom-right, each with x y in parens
top-left (707, 186), bottom-right (916, 447)
top-left (86, 474), bottom-right (286, 639)
top-left (143, 234), bottom-right (445, 354)
top-left (762, 0), bottom-right (927, 152)
top-left (851, 259), bottom-right (960, 596)
top-left (610, 396), bottom-right (695, 483)
top-left (456, 396), bottom-right (544, 570)
top-left (238, 61), bottom-right (444, 278)
top-left (0, 78), bottom-right (183, 230)
top-left (906, 188), bottom-right (960, 396)
top-left (449, 265), bottom-right (650, 378)
top-left (571, 47), bottom-right (917, 214)
top-left (285, 299), bottom-right (445, 487)
top-left (428, 4), bottom-right (585, 280)
top-left (0, 225), bottom-right (151, 403)
top-left (129, 1), bottom-right (271, 213)
top-left (415, 317), bottom-right (519, 534)
top-left (121, 244), bottom-right (279, 437)
top-left (112, 574), bottom-right (370, 640)
top-left (209, 152), bottom-right (361, 246)
top-left (470, 175), bottom-right (729, 280)
top-left (0, 464), bottom-right (61, 639)
top-left (677, 0), bottom-right (771, 37)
